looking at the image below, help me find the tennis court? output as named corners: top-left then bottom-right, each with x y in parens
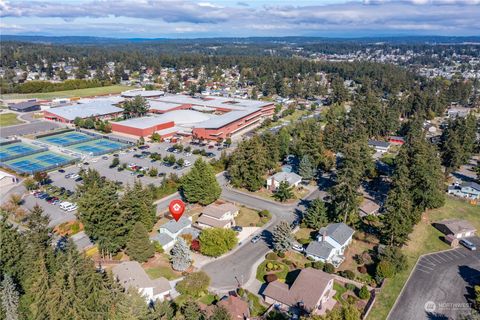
top-left (0, 142), bottom-right (47, 161)
top-left (67, 139), bottom-right (128, 156)
top-left (39, 131), bottom-right (96, 147)
top-left (1, 151), bottom-right (77, 174)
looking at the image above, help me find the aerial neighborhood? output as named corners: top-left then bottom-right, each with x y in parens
top-left (1, 4), bottom-right (480, 319)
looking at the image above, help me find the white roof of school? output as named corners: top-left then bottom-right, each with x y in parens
top-left (155, 94), bottom-right (272, 111)
top-left (47, 101), bottom-right (123, 121)
top-left (115, 110), bottom-right (216, 129)
top-left (148, 100), bottom-right (182, 111)
top-left (121, 90), bottom-right (165, 98)
top-left (194, 109), bottom-right (259, 129)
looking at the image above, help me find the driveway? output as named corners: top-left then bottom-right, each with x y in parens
top-left (389, 238), bottom-right (480, 320)
top-left (201, 176), bottom-right (322, 291)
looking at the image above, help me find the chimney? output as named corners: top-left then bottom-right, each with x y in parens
top-left (322, 230), bottom-right (327, 242)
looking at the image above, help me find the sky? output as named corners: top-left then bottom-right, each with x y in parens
top-left (1, 0), bottom-right (479, 38)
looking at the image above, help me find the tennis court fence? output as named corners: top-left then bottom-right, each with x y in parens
top-left (0, 146), bottom-right (48, 162)
top-left (0, 157), bottom-right (77, 175)
top-left (0, 139), bottom-right (21, 146)
top-left (35, 128), bottom-right (75, 139)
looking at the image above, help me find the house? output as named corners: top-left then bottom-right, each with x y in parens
top-left (388, 136), bottom-right (405, 145)
top-left (448, 182), bottom-right (480, 200)
top-left (151, 215), bottom-right (199, 250)
top-left (359, 197), bottom-right (380, 217)
top-left (217, 295), bottom-right (250, 320)
top-left (263, 268), bottom-right (335, 314)
top-left (266, 172), bottom-right (302, 191)
top-left (0, 169), bottom-right (17, 190)
top-left (367, 140), bottom-right (390, 153)
top-left (8, 101), bottom-right (41, 112)
top-left (196, 202), bottom-right (239, 229)
top-left (305, 223), bottom-right (355, 267)
top-left (434, 219), bottom-right (476, 239)
top-left (112, 261), bottom-right (172, 303)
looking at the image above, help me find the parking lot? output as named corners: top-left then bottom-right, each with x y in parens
top-left (389, 237), bottom-right (480, 320)
top-left (23, 193), bottom-right (76, 227)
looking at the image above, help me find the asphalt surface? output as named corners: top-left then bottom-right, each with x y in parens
top-left (200, 174), bottom-right (323, 291)
top-left (389, 237), bottom-right (480, 320)
top-left (0, 121), bottom-right (62, 138)
top-left (22, 193), bottom-right (76, 227)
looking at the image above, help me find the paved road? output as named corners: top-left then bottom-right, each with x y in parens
top-left (389, 238), bottom-right (480, 320)
top-left (201, 174), bottom-right (321, 291)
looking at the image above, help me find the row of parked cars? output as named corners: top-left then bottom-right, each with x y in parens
top-left (33, 191), bottom-right (78, 212)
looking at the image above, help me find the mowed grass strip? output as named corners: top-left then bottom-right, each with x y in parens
top-left (0, 113), bottom-right (23, 126)
top-left (1, 85), bottom-right (132, 100)
top-left (368, 197), bottom-right (480, 320)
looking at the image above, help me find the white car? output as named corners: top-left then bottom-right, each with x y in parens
top-left (66, 204), bottom-right (78, 212)
top-left (183, 160), bottom-right (192, 167)
top-left (292, 243), bottom-right (304, 253)
top-left (70, 174), bottom-right (79, 179)
top-left (184, 152), bottom-right (192, 157)
top-left (60, 202), bottom-right (73, 210)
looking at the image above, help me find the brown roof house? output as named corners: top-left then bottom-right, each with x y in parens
top-left (112, 261), bottom-right (172, 303)
top-left (434, 219), bottom-right (476, 240)
top-left (196, 202), bottom-right (239, 229)
top-left (218, 295), bottom-right (250, 319)
top-left (263, 268), bottom-right (336, 315)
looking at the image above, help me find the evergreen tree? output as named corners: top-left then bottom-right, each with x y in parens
top-left (126, 222), bottom-right (155, 263)
top-left (120, 181), bottom-right (155, 231)
top-left (182, 299), bottom-right (205, 320)
top-left (303, 198), bottom-right (328, 229)
top-left (23, 254), bottom-right (50, 320)
top-left (0, 274), bottom-right (19, 320)
top-left (150, 300), bottom-right (175, 320)
top-left (171, 238), bottom-right (191, 271)
top-left (272, 221), bottom-right (294, 253)
top-left (228, 136), bottom-right (268, 191)
top-left (209, 306), bottom-right (232, 320)
top-left (299, 155), bottom-right (315, 181)
top-left (274, 181), bottom-right (294, 202)
top-left (181, 158), bottom-right (221, 205)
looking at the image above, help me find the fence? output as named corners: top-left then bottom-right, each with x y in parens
top-left (0, 139), bottom-right (20, 146)
top-left (0, 146), bottom-right (48, 162)
top-left (35, 128), bottom-right (74, 139)
top-left (78, 129), bottom-right (135, 146)
top-left (0, 157), bottom-right (78, 175)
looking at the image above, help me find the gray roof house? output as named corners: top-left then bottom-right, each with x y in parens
top-left (305, 223), bottom-right (355, 267)
top-left (368, 140), bottom-right (391, 153)
top-left (448, 182), bottom-right (480, 200)
top-left (112, 261), bottom-right (171, 303)
top-left (434, 219), bottom-right (476, 239)
top-left (8, 101), bottom-right (41, 112)
top-left (151, 216), bottom-right (199, 250)
top-left (267, 171), bottom-right (302, 191)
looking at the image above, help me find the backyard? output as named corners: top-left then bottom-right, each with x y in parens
top-left (1, 85), bottom-right (132, 100)
top-left (143, 253), bottom-right (181, 281)
top-left (369, 197), bottom-right (480, 320)
top-left (0, 112), bottom-right (23, 126)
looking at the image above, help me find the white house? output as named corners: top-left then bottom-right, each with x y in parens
top-left (367, 140), bottom-right (390, 153)
top-left (112, 261), bottom-right (172, 303)
top-left (448, 182), bottom-right (480, 200)
top-left (0, 170), bottom-right (17, 190)
top-left (196, 202), bottom-right (239, 229)
top-left (266, 172), bottom-right (302, 191)
top-left (305, 223), bottom-right (355, 267)
top-left (151, 216), bottom-right (199, 250)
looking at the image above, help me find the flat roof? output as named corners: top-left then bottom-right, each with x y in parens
top-left (47, 101), bottom-right (123, 121)
top-left (155, 94), bottom-right (272, 111)
top-left (194, 109), bottom-right (258, 129)
top-left (121, 90), bottom-right (165, 98)
top-left (114, 110), bottom-right (216, 129)
top-left (149, 100), bottom-right (183, 111)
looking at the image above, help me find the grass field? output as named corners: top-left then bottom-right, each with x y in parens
top-left (145, 265), bottom-right (180, 281)
top-left (0, 85), bottom-right (132, 100)
top-left (368, 197), bottom-right (480, 320)
top-left (0, 113), bottom-right (23, 126)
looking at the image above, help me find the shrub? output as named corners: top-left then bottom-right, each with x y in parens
top-left (266, 252), bottom-right (278, 260)
top-left (266, 262), bottom-right (274, 271)
top-left (376, 260), bottom-right (395, 279)
top-left (259, 210), bottom-right (271, 218)
top-left (304, 262), bottom-right (312, 268)
top-left (312, 261), bottom-right (324, 270)
top-left (283, 260), bottom-right (293, 266)
top-left (199, 228), bottom-right (238, 257)
top-left (237, 288), bottom-right (245, 297)
top-left (176, 271), bottom-right (210, 297)
top-left (323, 263), bottom-right (335, 274)
top-left (357, 265), bottom-right (368, 274)
top-left (359, 285), bottom-right (371, 300)
top-left (340, 270), bottom-right (356, 280)
top-left (298, 238), bottom-right (310, 245)
top-left (277, 252), bottom-right (285, 258)
top-left (265, 274), bottom-right (278, 283)
top-left (345, 283), bottom-right (356, 291)
top-left (190, 239), bottom-right (200, 252)
top-left (153, 241), bottom-right (164, 253)
top-left (354, 254), bottom-right (364, 265)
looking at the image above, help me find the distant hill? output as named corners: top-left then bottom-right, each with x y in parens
top-left (2, 35), bottom-right (480, 45)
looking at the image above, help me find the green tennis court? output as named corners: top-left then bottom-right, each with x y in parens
top-left (39, 131), bottom-right (96, 147)
top-left (2, 151), bottom-right (77, 174)
top-left (0, 142), bottom-right (47, 161)
top-left (67, 139), bottom-right (128, 156)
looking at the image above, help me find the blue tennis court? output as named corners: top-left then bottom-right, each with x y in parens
top-left (0, 142), bottom-right (46, 161)
top-left (67, 139), bottom-right (127, 156)
top-left (39, 131), bottom-right (95, 147)
top-left (1, 151), bottom-right (77, 174)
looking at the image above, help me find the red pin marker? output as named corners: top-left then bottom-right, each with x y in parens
top-left (169, 199), bottom-right (185, 222)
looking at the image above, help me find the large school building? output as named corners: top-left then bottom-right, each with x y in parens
top-left (111, 94), bottom-right (275, 140)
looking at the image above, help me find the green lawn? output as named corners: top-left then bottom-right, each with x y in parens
top-left (198, 293), bottom-right (217, 305)
top-left (0, 113), bottom-right (23, 126)
top-left (236, 207), bottom-right (270, 227)
top-left (246, 291), bottom-right (268, 316)
top-left (256, 260), bottom-right (289, 282)
top-left (333, 282), bottom-right (348, 305)
top-left (368, 198), bottom-right (480, 320)
top-left (1, 85), bottom-right (132, 100)
top-left (145, 265), bottom-right (181, 281)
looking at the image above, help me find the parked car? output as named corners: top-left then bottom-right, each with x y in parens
top-left (183, 160), bottom-right (192, 167)
top-left (460, 239), bottom-right (477, 251)
top-left (232, 226), bottom-right (243, 232)
top-left (75, 177), bottom-right (83, 182)
top-left (102, 156), bottom-right (109, 160)
top-left (58, 169), bottom-right (65, 173)
top-left (113, 154), bottom-right (119, 157)
top-left (137, 174), bottom-right (144, 178)
top-left (70, 174), bottom-right (79, 179)
top-left (292, 243), bottom-right (304, 253)
top-left (251, 235), bottom-right (261, 244)
top-left (206, 152), bottom-right (215, 158)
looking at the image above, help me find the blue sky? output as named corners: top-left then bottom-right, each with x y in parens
top-left (1, 0), bottom-right (479, 38)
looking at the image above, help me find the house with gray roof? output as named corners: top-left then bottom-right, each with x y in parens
top-left (305, 223), bottom-right (355, 267)
top-left (112, 261), bottom-right (171, 303)
top-left (196, 202), bottom-right (239, 229)
top-left (150, 216), bottom-right (199, 250)
top-left (368, 140), bottom-right (391, 153)
top-left (266, 171), bottom-right (302, 191)
top-left (8, 101), bottom-right (41, 112)
top-left (448, 181), bottom-right (480, 200)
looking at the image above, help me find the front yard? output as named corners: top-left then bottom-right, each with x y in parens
top-left (236, 206), bottom-right (270, 227)
top-left (256, 259), bottom-right (290, 282)
top-left (369, 197), bottom-right (480, 320)
top-left (143, 253), bottom-right (182, 281)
